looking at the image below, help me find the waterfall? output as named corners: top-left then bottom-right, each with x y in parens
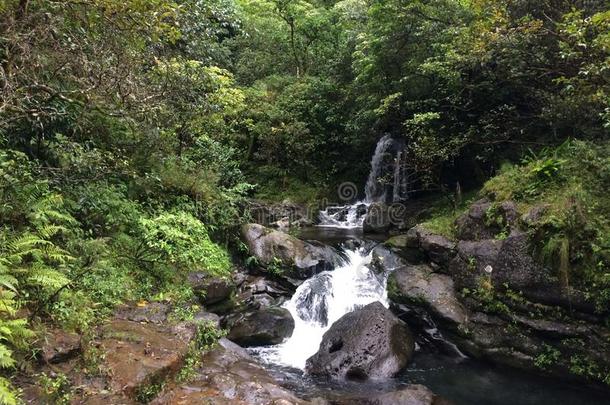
top-left (253, 248), bottom-right (389, 369)
top-left (318, 134), bottom-right (409, 228)
top-left (364, 134), bottom-right (393, 203)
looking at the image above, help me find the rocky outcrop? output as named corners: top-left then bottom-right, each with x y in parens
top-left (388, 264), bottom-right (467, 328)
top-left (189, 272), bottom-right (235, 306)
top-left (385, 200), bottom-right (610, 385)
top-left (306, 302), bottom-right (414, 380)
top-left (454, 199), bottom-right (518, 241)
top-left (38, 329), bottom-right (81, 364)
top-left (248, 200), bottom-right (313, 228)
top-left (223, 306), bottom-right (295, 347)
top-left (152, 338), bottom-right (308, 405)
top-left (337, 384), bottom-right (451, 405)
top-left (242, 223), bottom-right (341, 279)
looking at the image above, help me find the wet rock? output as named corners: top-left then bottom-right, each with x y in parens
top-left (363, 203), bottom-right (390, 233)
top-left (293, 273), bottom-right (333, 326)
top-left (340, 384), bottom-right (451, 405)
top-left (39, 329), bottom-right (81, 364)
top-left (242, 224), bottom-right (341, 279)
top-left (152, 337), bottom-right (308, 405)
top-left (388, 264), bottom-right (468, 328)
top-left (370, 245), bottom-right (409, 280)
top-left (99, 319), bottom-right (194, 397)
top-left (306, 302), bottom-right (414, 380)
top-left (115, 302), bottom-right (170, 324)
top-left (224, 307), bottom-right (295, 347)
top-left (189, 273), bottom-right (235, 306)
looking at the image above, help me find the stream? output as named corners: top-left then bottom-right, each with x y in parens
top-left (246, 135), bottom-right (609, 404)
top-left (248, 227), bottom-right (610, 405)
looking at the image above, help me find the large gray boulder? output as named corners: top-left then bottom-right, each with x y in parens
top-left (388, 264), bottom-right (468, 328)
top-left (242, 223), bottom-right (341, 279)
top-left (306, 302), bottom-right (414, 380)
top-left (223, 306), bottom-right (295, 347)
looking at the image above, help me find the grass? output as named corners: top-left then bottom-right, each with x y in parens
top-left (420, 189), bottom-right (481, 239)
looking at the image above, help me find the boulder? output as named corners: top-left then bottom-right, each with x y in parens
top-left (152, 337), bottom-right (309, 405)
top-left (242, 223), bottom-right (341, 279)
top-left (419, 232), bottom-right (456, 266)
top-left (388, 264), bottom-right (468, 328)
top-left (363, 203), bottom-right (390, 233)
top-left (370, 245), bottom-right (409, 279)
top-left (383, 232), bottom-right (425, 263)
top-left (189, 272), bottom-right (235, 306)
top-left (337, 384), bottom-right (451, 405)
top-left (224, 307), bottom-right (295, 347)
top-left (306, 302), bottom-right (414, 380)
top-left (38, 329), bottom-right (81, 364)
top-left (455, 199), bottom-right (520, 241)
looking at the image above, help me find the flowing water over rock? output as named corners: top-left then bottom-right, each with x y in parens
top-left (252, 248), bottom-right (388, 369)
top-left (318, 134), bottom-right (412, 228)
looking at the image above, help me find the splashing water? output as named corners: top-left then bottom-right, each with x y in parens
top-left (254, 248), bottom-right (389, 370)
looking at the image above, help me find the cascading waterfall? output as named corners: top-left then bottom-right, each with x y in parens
top-left (364, 134), bottom-right (394, 203)
top-left (254, 248), bottom-right (389, 370)
top-left (318, 134), bottom-right (398, 228)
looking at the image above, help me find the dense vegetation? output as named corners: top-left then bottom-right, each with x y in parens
top-left (0, 0), bottom-right (608, 402)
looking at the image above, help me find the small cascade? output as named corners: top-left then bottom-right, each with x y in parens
top-left (318, 203), bottom-right (368, 228)
top-left (253, 248), bottom-right (389, 369)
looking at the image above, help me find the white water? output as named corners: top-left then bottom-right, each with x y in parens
top-left (365, 134), bottom-right (393, 203)
top-left (255, 248), bottom-right (389, 370)
top-left (318, 203), bottom-right (369, 228)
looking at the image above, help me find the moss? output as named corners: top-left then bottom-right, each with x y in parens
top-left (483, 140), bottom-right (610, 310)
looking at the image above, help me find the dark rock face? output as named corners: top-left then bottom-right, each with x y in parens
top-left (370, 245), bottom-right (409, 283)
top-left (306, 302), bottom-right (414, 380)
top-left (242, 223), bottom-right (341, 279)
top-left (224, 306), bottom-right (295, 347)
top-left (386, 199), bottom-right (610, 385)
top-left (455, 199), bottom-right (519, 241)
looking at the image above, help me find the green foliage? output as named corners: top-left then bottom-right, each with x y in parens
top-left (138, 212), bottom-right (231, 276)
top-left (39, 372), bottom-right (71, 404)
top-left (534, 344), bottom-right (561, 370)
top-left (176, 321), bottom-right (226, 383)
